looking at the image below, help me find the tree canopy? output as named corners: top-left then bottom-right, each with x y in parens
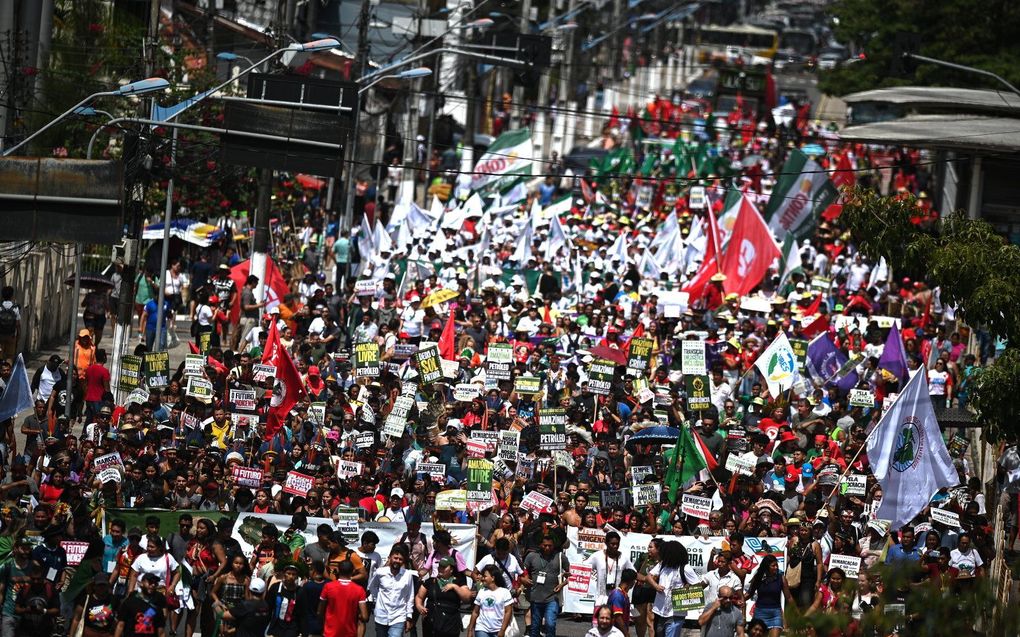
top-left (820, 0), bottom-right (1020, 96)
top-left (840, 187), bottom-right (1020, 441)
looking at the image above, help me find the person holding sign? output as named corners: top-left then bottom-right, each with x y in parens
top-left (647, 541), bottom-right (704, 637)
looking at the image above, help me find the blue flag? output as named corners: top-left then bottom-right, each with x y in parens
top-left (0, 354), bottom-right (33, 422)
top-left (878, 323), bottom-right (909, 385)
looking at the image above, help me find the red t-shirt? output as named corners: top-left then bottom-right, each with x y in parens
top-left (320, 579), bottom-right (366, 637)
top-left (84, 363), bottom-right (110, 402)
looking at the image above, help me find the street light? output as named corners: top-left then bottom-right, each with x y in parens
top-left (3, 77), bottom-right (170, 156)
top-left (216, 51), bottom-right (255, 67)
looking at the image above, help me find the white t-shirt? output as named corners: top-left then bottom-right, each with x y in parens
top-left (476, 553), bottom-right (524, 587)
top-left (928, 370), bottom-right (949, 396)
top-left (948, 547), bottom-right (982, 578)
top-left (400, 306), bottom-right (425, 338)
top-left (196, 304), bottom-right (214, 327)
top-left (131, 552), bottom-right (179, 585)
top-left (650, 564), bottom-right (703, 618)
top-left (474, 586), bottom-right (513, 633)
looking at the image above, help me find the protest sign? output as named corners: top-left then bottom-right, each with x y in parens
top-left (354, 342), bottom-right (381, 377)
top-left (393, 343), bottom-right (418, 362)
top-left (436, 490), bottom-right (467, 511)
top-left (232, 466), bottom-right (264, 489)
top-left (308, 402), bottom-right (326, 426)
top-left (184, 354), bottom-right (205, 376)
top-left (119, 355), bottom-right (142, 390)
top-left (416, 461), bottom-right (447, 480)
top-left (633, 484), bottom-right (661, 507)
top-left (538, 408), bottom-right (567, 450)
top-left (453, 384), bottom-right (481, 402)
top-left (681, 341), bottom-right (707, 375)
top-left (185, 377), bottom-right (215, 401)
top-left (252, 364), bottom-right (277, 383)
top-left (142, 351), bottom-right (170, 389)
top-left (587, 359), bottom-right (615, 395)
top-left (948, 435), bottom-right (970, 459)
top-left (849, 388), bottom-right (875, 408)
top-left (685, 374), bottom-right (712, 411)
top-left (789, 338), bottom-right (808, 369)
top-left (283, 471), bottom-right (314, 496)
top-left (515, 458), bottom-right (535, 481)
top-left (514, 376), bottom-right (542, 395)
top-left (466, 458), bottom-right (493, 503)
top-left (355, 279), bottom-right (377, 296)
top-left (680, 494), bottom-right (713, 519)
top-left (415, 346), bottom-right (443, 386)
top-left (471, 430), bottom-right (500, 452)
top-left (229, 388), bottom-right (257, 411)
top-left (335, 460), bottom-right (363, 479)
top-left (336, 507), bottom-right (360, 543)
top-left (627, 338), bottom-right (654, 374)
top-left (841, 474), bottom-right (867, 496)
top-left (383, 395), bottom-right (414, 438)
top-left (520, 491), bottom-right (554, 515)
top-left (671, 586), bottom-right (705, 613)
top-left (466, 440), bottom-right (487, 458)
top-left (232, 413), bottom-right (259, 432)
top-left (577, 528), bottom-right (607, 552)
top-left (355, 432), bottom-right (375, 449)
top-left (631, 466), bottom-right (655, 485)
top-left (567, 564), bottom-right (593, 594)
top-left (829, 553), bottom-right (862, 578)
top-left (498, 430), bottom-right (520, 462)
top-left (486, 343), bottom-right (514, 380)
top-left (654, 385), bottom-right (673, 407)
top-left (94, 452), bottom-right (124, 472)
top-left (815, 464), bottom-right (840, 488)
top-left (930, 507), bottom-right (961, 528)
top-left (724, 452), bottom-right (757, 476)
top-left (61, 541), bottom-right (90, 566)
top-left (98, 467), bottom-right (122, 483)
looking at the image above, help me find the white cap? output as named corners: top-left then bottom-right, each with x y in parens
top-left (391, 487), bottom-right (405, 499)
top-left (446, 418), bottom-right (463, 431)
top-left (249, 577), bottom-right (267, 594)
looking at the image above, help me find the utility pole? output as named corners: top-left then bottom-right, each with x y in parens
top-left (251, 166), bottom-right (274, 318)
top-left (341, 0), bottom-right (373, 235)
top-left (110, 0), bottom-right (161, 397)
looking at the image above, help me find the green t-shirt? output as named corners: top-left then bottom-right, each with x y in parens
top-left (332, 238), bottom-right (351, 264)
top-left (0, 560), bottom-right (27, 615)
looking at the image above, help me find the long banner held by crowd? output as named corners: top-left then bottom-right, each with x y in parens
top-left (561, 526), bottom-right (786, 618)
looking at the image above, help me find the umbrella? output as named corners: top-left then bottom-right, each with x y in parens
top-left (63, 272), bottom-right (113, 290)
top-left (800, 143), bottom-right (825, 157)
top-left (625, 426), bottom-right (681, 452)
top-left (422, 288), bottom-right (459, 308)
top-left (587, 344), bottom-right (628, 366)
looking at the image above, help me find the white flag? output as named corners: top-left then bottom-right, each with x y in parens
top-left (543, 212), bottom-right (569, 260)
top-left (606, 232), bottom-right (629, 264)
top-left (754, 332), bottom-right (798, 397)
top-left (867, 370), bottom-right (958, 529)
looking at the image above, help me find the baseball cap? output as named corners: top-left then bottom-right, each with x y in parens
top-left (249, 577), bottom-right (267, 593)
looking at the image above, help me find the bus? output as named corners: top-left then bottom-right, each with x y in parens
top-left (687, 24), bottom-right (781, 61)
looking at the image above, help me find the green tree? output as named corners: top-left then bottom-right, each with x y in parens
top-left (840, 186), bottom-right (1020, 442)
top-left (820, 0), bottom-right (1020, 96)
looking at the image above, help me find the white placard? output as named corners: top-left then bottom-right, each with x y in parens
top-left (724, 452), bottom-right (757, 476)
top-left (335, 460), bottom-right (363, 479)
top-left (828, 553), bottom-right (862, 578)
top-left (930, 507), bottom-right (961, 528)
top-left (849, 388), bottom-right (875, 408)
top-left (841, 474), bottom-right (867, 496)
top-left (680, 494), bottom-right (713, 519)
top-left (520, 491), bottom-right (554, 515)
top-left (497, 430), bottom-right (520, 462)
top-left (230, 388), bottom-right (257, 411)
top-left (681, 340), bottom-right (707, 376)
top-left (632, 484), bottom-right (661, 507)
top-left (453, 383), bottom-right (481, 402)
top-left (631, 465), bottom-right (655, 486)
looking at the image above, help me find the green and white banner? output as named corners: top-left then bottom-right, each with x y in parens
top-left (765, 149), bottom-right (838, 241)
top-left (471, 128), bottom-right (535, 191)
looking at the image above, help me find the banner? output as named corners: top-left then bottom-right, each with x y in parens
top-left (560, 528), bottom-right (786, 616)
top-left (471, 128), bottom-right (535, 191)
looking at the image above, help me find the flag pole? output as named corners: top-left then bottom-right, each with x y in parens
top-left (823, 396), bottom-right (894, 502)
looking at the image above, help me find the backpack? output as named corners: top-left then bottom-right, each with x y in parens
top-left (0, 303), bottom-right (17, 335)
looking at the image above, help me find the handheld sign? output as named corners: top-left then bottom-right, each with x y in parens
top-left (498, 430), bottom-right (520, 463)
top-left (414, 346), bottom-right (443, 386)
top-left (252, 364), bottom-right (277, 383)
top-left (632, 484), bottom-right (661, 507)
top-left (587, 359), bottom-right (615, 395)
top-left (680, 494), bottom-right (713, 519)
top-left (142, 351), bottom-right (170, 389)
top-left (466, 458), bottom-right (493, 503)
top-left (627, 337), bottom-right (654, 375)
top-left (354, 342), bottom-right (381, 377)
top-left (119, 355), bottom-right (142, 390)
top-left (229, 388), bottom-right (257, 411)
top-left (538, 408), bottom-right (567, 450)
top-left (383, 395), bottom-right (414, 438)
top-left (486, 343), bottom-right (514, 380)
top-left (685, 374), bottom-right (712, 411)
top-left (232, 466), bottom-right (264, 488)
top-left (514, 376), bottom-right (542, 395)
top-left (282, 471), bottom-right (314, 496)
top-left (681, 340), bottom-right (707, 375)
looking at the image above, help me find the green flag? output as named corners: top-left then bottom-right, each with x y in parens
top-left (664, 425), bottom-right (710, 504)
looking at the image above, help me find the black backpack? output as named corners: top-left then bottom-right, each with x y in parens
top-left (0, 303), bottom-right (16, 335)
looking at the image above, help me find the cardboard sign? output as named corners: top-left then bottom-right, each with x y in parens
top-left (93, 451), bottom-right (124, 472)
top-left (336, 507), bottom-right (360, 542)
top-left (627, 337), bottom-right (654, 374)
top-left (486, 343), bottom-right (514, 380)
top-left (453, 383), bottom-right (482, 402)
top-left (308, 402), bottom-right (326, 426)
top-left (671, 585), bottom-right (705, 613)
top-left (355, 432), bottom-right (375, 449)
top-left (436, 489), bottom-right (467, 511)
top-left (185, 377), bottom-right (215, 401)
top-left (680, 494), bottom-right (713, 519)
top-left (232, 466), bottom-right (264, 488)
top-left (283, 471), bottom-right (314, 496)
top-left (849, 388), bottom-right (875, 408)
top-left (514, 376), bottom-right (542, 395)
top-left (335, 460), bottom-right (363, 479)
top-left (498, 430), bottom-right (520, 462)
top-left (631, 465), bottom-right (655, 486)
top-left (230, 388), bottom-right (257, 411)
top-left (416, 461), bottom-right (447, 480)
top-left (414, 346), bottom-right (443, 386)
top-left (98, 467), bottom-right (122, 483)
top-left (567, 564), bottom-right (593, 594)
top-left (119, 355), bottom-right (142, 390)
top-left (184, 354), bottom-right (206, 376)
top-left (383, 395), bottom-right (414, 438)
top-left (142, 351), bottom-right (170, 389)
top-left (252, 364), bottom-right (277, 383)
top-left (355, 279), bottom-right (378, 296)
top-left (538, 408), bottom-right (567, 450)
top-left (930, 507), bottom-right (961, 528)
top-left (681, 340), bottom-right (707, 376)
top-left (841, 474), bottom-right (867, 496)
top-left (724, 451), bottom-right (756, 476)
top-left (354, 342), bottom-right (381, 378)
top-left (466, 439), bottom-right (488, 459)
top-left (61, 541), bottom-right (90, 567)
top-left (587, 359), bottom-right (615, 395)
top-left (828, 553), bottom-right (862, 578)
top-left (471, 430), bottom-right (500, 452)
top-left (577, 528), bottom-right (607, 552)
top-left (520, 490), bottom-right (554, 515)
top-left (632, 484), bottom-right (661, 507)
top-left (466, 458), bottom-right (493, 503)
top-left (685, 374), bottom-right (712, 411)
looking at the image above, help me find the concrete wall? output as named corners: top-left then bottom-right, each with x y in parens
top-left (0, 243), bottom-right (75, 355)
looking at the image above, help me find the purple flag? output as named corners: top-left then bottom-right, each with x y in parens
top-left (806, 334), bottom-right (860, 393)
top-left (878, 323), bottom-right (909, 384)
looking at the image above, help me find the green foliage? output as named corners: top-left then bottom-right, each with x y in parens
top-left (841, 186), bottom-right (1020, 441)
top-left (819, 0), bottom-right (1020, 96)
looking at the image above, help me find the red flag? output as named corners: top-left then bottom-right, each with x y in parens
top-left (438, 311), bottom-right (457, 360)
top-left (622, 322), bottom-right (645, 355)
top-left (229, 258), bottom-right (290, 324)
top-left (542, 305), bottom-right (552, 324)
top-left (801, 313), bottom-right (830, 339)
top-left (831, 152), bottom-right (856, 190)
top-left (682, 256), bottom-right (719, 301)
top-left (720, 195), bottom-right (781, 296)
top-left (704, 206), bottom-right (723, 266)
top-left (261, 319), bottom-right (307, 440)
top-left (802, 293), bottom-right (823, 317)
